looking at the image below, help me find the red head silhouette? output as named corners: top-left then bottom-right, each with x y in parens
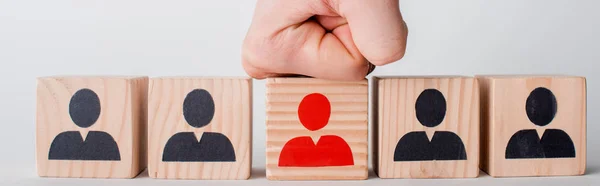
top-left (298, 93), bottom-right (331, 131)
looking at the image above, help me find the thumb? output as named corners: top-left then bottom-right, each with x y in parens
top-left (338, 0), bottom-right (408, 66)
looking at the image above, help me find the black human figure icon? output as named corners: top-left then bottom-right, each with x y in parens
top-left (48, 89), bottom-right (121, 161)
top-left (505, 87), bottom-right (576, 159)
top-left (394, 89), bottom-right (467, 161)
top-left (162, 89), bottom-right (236, 162)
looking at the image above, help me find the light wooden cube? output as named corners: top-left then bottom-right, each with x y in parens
top-left (265, 78), bottom-right (368, 180)
top-left (372, 76), bottom-right (480, 179)
top-left (36, 76), bottom-right (148, 178)
top-left (147, 77), bottom-right (252, 180)
top-left (477, 75), bottom-right (586, 177)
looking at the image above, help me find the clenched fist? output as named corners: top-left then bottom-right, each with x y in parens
top-left (242, 0), bottom-right (408, 81)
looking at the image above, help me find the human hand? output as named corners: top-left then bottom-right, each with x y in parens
top-left (242, 0), bottom-right (408, 81)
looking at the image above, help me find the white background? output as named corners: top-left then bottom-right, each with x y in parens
top-left (0, 0), bottom-right (598, 185)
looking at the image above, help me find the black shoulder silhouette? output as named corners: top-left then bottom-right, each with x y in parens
top-left (505, 130), bottom-right (544, 158)
top-left (394, 132), bottom-right (431, 161)
top-left (394, 131), bottom-right (467, 161)
top-left (433, 131), bottom-right (468, 160)
top-left (542, 129), bottom-right (576, 158)
top-left (506, 129), bottom-right (575, 159)
top-left (49, 131), bottom-right (121, 160)
top-left (162, 132), bottom-right (236, 162)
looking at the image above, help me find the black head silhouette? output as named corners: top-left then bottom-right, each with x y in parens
top-left (183, 89), bottom-right (215, 128)
top-left (415, 89), bottom-right (447, 127)
top-left (526, 87), bottom-right (557, 126)
top-left (69, 88), bottom-right (101, 128)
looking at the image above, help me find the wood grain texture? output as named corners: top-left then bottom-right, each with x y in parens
top-left (373, 76), bottom-right (480, 178)
top-left (266, 78), bottom-right (368, 180)
top-left (147, 77), bottom-right (252, 180)
top-left (477, 75), bottom-right (586, 177)
top-left (36, 76), bottom-right (148, 178)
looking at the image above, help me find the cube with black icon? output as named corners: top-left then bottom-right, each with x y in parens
top-left (372, 76), bottom-right (480, 178)
top-left (147, 77), bottom-right (252, 180)
top-left (477, 75), bottom-right (586, 177)
top-left (36, 76), bottom-right (148, 178)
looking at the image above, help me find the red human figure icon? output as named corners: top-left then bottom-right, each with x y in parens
top-left (278, 93), bottom-right (354, 167)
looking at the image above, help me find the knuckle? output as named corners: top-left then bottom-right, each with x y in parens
top-left (369, 42), bottom-right (407, 66)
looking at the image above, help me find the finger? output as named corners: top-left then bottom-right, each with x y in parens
top-left (248, 0), bottom-right (332, 34)
top-left (340, 0), bottom-right (408, 66)
top-left (241, 58), bottom-right (303, 79)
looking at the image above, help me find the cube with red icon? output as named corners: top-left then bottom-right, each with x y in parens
top-left (265, 78), bottom-right (369, 180)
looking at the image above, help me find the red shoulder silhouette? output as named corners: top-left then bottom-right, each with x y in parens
top-left (278, 135), bottom-right (354, 167)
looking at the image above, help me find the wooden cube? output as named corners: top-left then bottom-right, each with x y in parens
top-left (265, 78), bottom-right (368, 180)
top-left (477, 75), bottom-right (586, 177)
top-left (147, 77), bottom-right (252, 180)
top-left (372, 76), bottom-right (480, 179)
top-left (36, 76), bottom-right (148, 178)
